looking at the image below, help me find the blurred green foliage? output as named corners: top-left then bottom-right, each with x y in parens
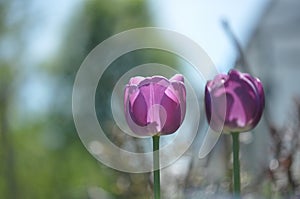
top-left (0, 0), bottom-right (163, 198)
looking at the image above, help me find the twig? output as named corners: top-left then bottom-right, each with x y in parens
top-left (221, 19), bottom-right (251, 73)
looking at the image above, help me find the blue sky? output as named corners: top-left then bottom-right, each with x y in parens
top-left (148, 0), bottom-right (270, 72)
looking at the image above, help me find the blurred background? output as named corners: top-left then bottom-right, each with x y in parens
top-left (1, 0), bottom-right (300, 198)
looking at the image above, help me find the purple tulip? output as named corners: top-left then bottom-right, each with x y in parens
top-left (205, 69), bottom-right (265, 133)
top-left (124, 74), bottom-right (186, 136)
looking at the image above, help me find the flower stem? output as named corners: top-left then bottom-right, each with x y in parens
top-left (232, 133), bottom-right (241, 198)
top-left (152, 135), bottom-right (160, 199)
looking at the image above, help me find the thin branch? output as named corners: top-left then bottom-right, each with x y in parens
top-left (221, 19), bottom-right (251, 73)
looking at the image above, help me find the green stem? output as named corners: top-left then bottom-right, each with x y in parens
top-left (153, 135), bottom-right (160, 199)
top-left (232, 132), bottom-right (241, 198)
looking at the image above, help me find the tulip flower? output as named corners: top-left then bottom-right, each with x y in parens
top-left (204, 69), bottom-right (265, 197)
top-left (124, 74), bottom-right (186, 199)
top-left (205, 69), bottom-right (265, 133)
top-left (124, 74), bottom-right (186, 136)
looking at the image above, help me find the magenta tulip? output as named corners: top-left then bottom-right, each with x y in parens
top-left (124, 74), bottom-right (186, 136)
top-left (205, 69), bottom-right (265, 133)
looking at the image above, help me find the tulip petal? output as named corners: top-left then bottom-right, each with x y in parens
top-left (204, 85), bottom-right (212, 123)
top-left (124, 90), bottom-right (157, 136)
top-left (127, 88), bottom-right (148, 126)
top-left (205, 84), bottom-right (227, 132)
top-left (170, 74), bottom-right (184, 83)
top-left (243, 74), bottom-right (265, 127)
top-left (226, 71), bottom-right (258, 130)
top-left (125, 85), bottom-right (154, 136)
top-left (124, 85), bottom-right (137, 115)
top-left (170, 81), bottom-right (186, 122)
top-left (207, 74), bottom-right (228, 97)
top-left (160, 87), bottom-right (181, 134)
top-left (129, 76), bottom-right (145, 85)
top-left (244, 74), bottom-right (265, 108)
top-left (138, 77), bottom-right (169, 125)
